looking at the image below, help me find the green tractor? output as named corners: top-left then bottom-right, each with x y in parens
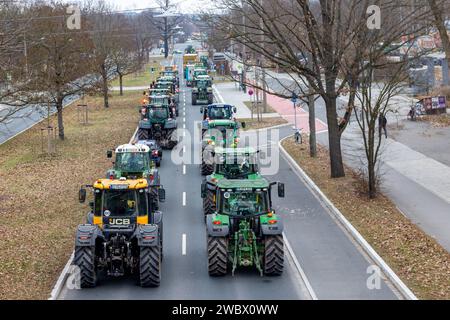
top-left (201, 178), bottom-right (285, 276)
top-left (106, 143), bottom-right (163, 209)
top-left (75, 177), bottom-right (164, 287)
top-left (137, 100), bottom-right (178, 149)
top-left (202, 147), bottom-right (261, 218)
top-left (192, 75), bottom-right (213, 105)
top-left (201, 119), bottom-right (240, 176)
top-left (200, 104), bottom-right (238, 134)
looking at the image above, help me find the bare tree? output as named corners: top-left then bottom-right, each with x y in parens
top-left (26, 2), bottom-right (94, 140)
top-left (145, 0), bottom-right (184, 58)
top-left (110, 28), bottom-right (141, 96)
top-left (209, 0), bottom-right (429, 178)
top-left (353, 54), bottom-right (411, 198)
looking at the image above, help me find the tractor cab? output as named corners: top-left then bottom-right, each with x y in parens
top-left (148, 94), bottom-right (170, 107)
top-left (212, 147), bottom-right (260, 179)
top-left (202, 119), bottom-right (240, 149)
top-left (202, 103), bottom-right (237, 121)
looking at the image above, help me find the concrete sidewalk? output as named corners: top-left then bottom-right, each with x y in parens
top-left (213, 82), bottom-right (281, 119)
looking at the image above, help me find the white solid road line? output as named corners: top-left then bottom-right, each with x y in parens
top-left (182, 234), bottom-right (187, 256)
top-left (182, 192), bottom-right (186, 206)
top-left (283, 233), bottom-right (318, 300)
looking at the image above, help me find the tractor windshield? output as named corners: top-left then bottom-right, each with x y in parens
top-left (148, 107), bottom-right (168, 120)
top-left (208, 106), bottom-right (232, 119)
top-left (197, 80), bottom-right (211, 88)
top-left (216, 153), bottom-right (258, 177)
top-left (220, 190), bottom-right (268, 216)
top-left (115, 152), bottom-right (148, 172)
top-left (149, 96), bottom-right (169, 106)
top-left (99, 189), bottom-right (147, 217)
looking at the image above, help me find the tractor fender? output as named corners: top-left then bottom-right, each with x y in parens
top-left (206, 215), bottom-right (229, 237)
top-left (205, 177), bottom-right (217, 191)
top-left (135, 224), bottom-right (159, 247)
top-left (139, 120), bottom-right (152, 130)
top-left (260, 220), bottom-right (284, 235)
top-left (164, 119), bottom-right (177, 129)
top-left (75, 224), bottom-right (103, 247)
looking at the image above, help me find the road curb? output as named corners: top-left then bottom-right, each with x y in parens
top-left (278, 135), bottom-right (418, 300)
top-left (48, 252), bottom-right (74, 300)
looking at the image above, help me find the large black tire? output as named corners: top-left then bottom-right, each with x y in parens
top-left (201, 158), bottom-right (213, 175)
top-left (263, 235), bottom-right (284, 276)
top-left (202, 191), bottom-right (216, 221)
top-left (149, 187), bottom-right (159, 210)
top-left (139, 246), bottom-right (161, 287)
top-left (192, 95), bottom-right (197, 105)
top-left (207, 236), bottom-right (228, 276)
top-left (137, 128), bottom-right (149, 140)
top-left (73, 246), bottom-right (97, 288)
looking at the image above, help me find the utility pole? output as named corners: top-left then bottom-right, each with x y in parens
top-left (164, 0), bottom-right (169, 58)
top-left (241, 1), bottom-right (246, 93)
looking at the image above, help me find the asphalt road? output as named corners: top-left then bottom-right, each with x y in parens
top-left (59, 42), bottom-right (402, 300)
top-left (60, 45), bottom-right (312, 300)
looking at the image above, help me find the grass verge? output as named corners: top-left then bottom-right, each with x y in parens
top-left (417, 113), bottom-right (450, 127)
top-left (282, 136), bottom-right (450, 300)
top-left (0, 91), bottom-right (140, 299)
top-left (241, 117), bottom-right (288, 131)
top-left (110, 57), bottom-right (166, 87)
top-left (243, 101), bottom-right (277, 113)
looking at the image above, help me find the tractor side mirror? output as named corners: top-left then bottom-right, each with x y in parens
top-left (241, 122), bottom-right (246, 129)
top-left (233, 106), bottom-right (237, 113)
top-left (158, 188), bottom-right (166, 202)
top-left (201, 181), bottom-right (207, 198)
top-left (107, 150), bottom-right (113, 158)
top-left (200, 107), bottom-right (203, 114)
top-left (79, 187), bottom-right (87, 203)
top-left (277, 183), bottom-right (285, 198)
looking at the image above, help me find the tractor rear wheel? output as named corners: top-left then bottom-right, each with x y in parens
top-left (150, 187), bottom-right (159, 210)
top-left (137, 128), bottom-right (149, 140)
top-left (192, 95), bottom-right (197, 105)
top-left (74, 246), bottom-right (97, 288)
top-left (207, 236), bottom-right (228, 276)
top-left (263, 235), bottom-right (284, 276)
top-left (139, 245), bottom-right (161, 287)
top-left (203, 191), bottom-right (216, 221)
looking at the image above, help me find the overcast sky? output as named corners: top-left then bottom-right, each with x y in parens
top-left (103, 0), bottom-right (213, 13)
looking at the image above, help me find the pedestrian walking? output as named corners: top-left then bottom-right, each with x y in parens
top-left (379, 114), bottom-right (387, 138)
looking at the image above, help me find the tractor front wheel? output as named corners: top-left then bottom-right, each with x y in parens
top-left (139, 245), bottom-right (161, 287)
top-left (207, 236), bottom-right (228, 276)
top-left (203, 191), bottom-right (216, 222)
top-left (73, 246), bottom-right (97, 288)
top-left (263, 235), bottom-right (284, 276)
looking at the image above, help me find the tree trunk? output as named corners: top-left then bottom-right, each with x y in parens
top-left (101, 64), bottom-right (109, 108)
top-left (119, 73), bottom-right (123, 96)
top-left (428, 0), bottom-right (450, 80)
top-left (367, 125), bottom-right (376, 199)
top-left (324, 97), bottom-right (345, 178)
top-left (56, 98), bottom-right (64, 140)
top-left (164, 17), bottom-right (169, 58)
top-left (308, 94), bottom-right (317, 158)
